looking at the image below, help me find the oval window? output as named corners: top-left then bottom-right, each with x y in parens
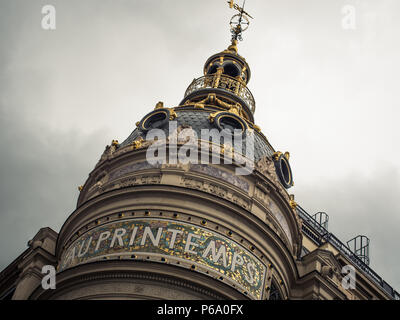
top-left (274, 153), bottom-right (294, 189)
top-left (139, 110), bottom-right (169, 132)
top-left (215, 113), bottom-right (246, 136)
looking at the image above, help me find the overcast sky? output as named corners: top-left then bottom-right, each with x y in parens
top-left (0, 0), bottom-right (399, 293)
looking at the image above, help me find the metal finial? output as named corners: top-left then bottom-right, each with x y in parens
top-left (227, 0), bottom-right (254, 42)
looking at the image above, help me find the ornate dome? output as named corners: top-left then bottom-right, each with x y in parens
top-left (119, 40), bottom-right (278, 164)
top-left (120, 109), bottom-right (274, 162)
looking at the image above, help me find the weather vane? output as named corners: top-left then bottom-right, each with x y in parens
top-left (227, 0), bottom-right (254, 42)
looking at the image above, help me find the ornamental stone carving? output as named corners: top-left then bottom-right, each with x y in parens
top-left (180, 176), bottom-right (250, 210)
top-left (97, 175), bottom-right (162, 195)
top-left (255, 156), bottom-right (285, 198)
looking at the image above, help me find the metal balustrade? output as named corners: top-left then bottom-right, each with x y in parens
top-left (184, 74), bottom-right (256, 113)
top-left (297, 205), bottom-right (399, 300)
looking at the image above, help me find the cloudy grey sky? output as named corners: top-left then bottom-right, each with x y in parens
top-left (0, 0), bottom-right (399, 292)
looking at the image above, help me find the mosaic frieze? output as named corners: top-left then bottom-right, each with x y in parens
top-left (59, 218), bottom-right (266, 299)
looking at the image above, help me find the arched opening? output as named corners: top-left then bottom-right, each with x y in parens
top-left (223, 62), bottom-right (240, 78)
top-left (269, 281), bottom-right (283, 300)
top-left (206, 64), bottom-right (219, 75)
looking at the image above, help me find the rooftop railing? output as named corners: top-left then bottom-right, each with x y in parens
top-left (297, 205), bottom-right (400, 300)
top-left (184, 74), bottom-right (256, 113)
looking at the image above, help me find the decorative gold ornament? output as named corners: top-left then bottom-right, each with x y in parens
top-left (132, 137), bottom-right (144, 150)
top-left (228, 104), bottom-right (241, 116)
top-left (273, 151), bottom-right (283, 161)
top-left (284, 152), bottom-right (290, 160)
top-left (182, 93), bottom-right (248, 119)
top-left (213, 67), bottom-right (224, 88)
top-left (168, 108), bottom-right (177, 120)
top-left (227, 1), bottom-right (253, 19)
top-left (289, 194), bottom-right (297, 209)
top-left (208, 111), bottom-right (219, 123)
top-left (183, 72), bottom-right (255, 114)
top-left (214, 96), bottom-right (232, 109)
top-left (227, 40), bottom-right (238, 53)
top-left (208, 93), bottom-right (216, 104)
top-left (78, 185), bottom-right (83, 191)
top-left (194, 103), bottom-right (205, 109)
top-left (155, 101), bottom-right (164, 109)
top-left (221, 144), bottom-right (234, 155)
top-left (111, 140), bottom-right (119, 146)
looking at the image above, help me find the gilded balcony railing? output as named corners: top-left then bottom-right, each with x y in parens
top-left (184, 74), bottom-right (256, 113)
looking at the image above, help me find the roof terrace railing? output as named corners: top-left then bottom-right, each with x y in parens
top-left (297, 205), bottom-right (400, 300)
top-left (184, 74), bottom-right (256, 113)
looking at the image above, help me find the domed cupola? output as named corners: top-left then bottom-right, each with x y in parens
top-left (204, 40), bottom-right (251, 84)
top-left (179, 39), bottom-right (255, 123)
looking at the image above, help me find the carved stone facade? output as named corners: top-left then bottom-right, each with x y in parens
top-left (0, 40), bottom-right (398, 301)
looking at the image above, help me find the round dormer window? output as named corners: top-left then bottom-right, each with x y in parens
top-left (139, 109), bottom-right (169, 132)
top-left (273, 152), bottom-right (294, 189)
top-left (214, 113), bottom-right (246, 136)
